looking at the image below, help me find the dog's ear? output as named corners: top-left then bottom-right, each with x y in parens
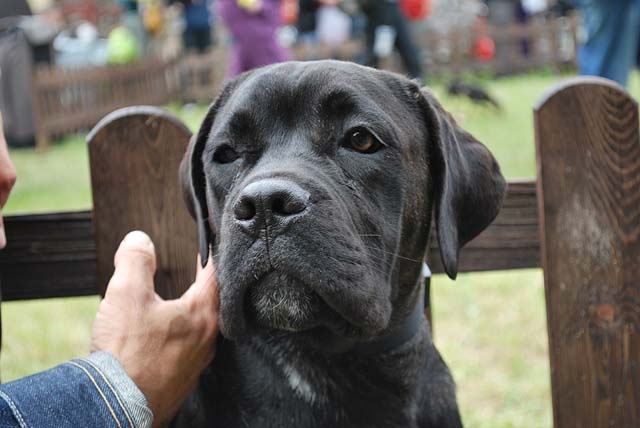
top-left (417, 88), bottom-right (506, 279)
top-left (180, 80), bottom-right (242, 267)
top-left (180, 109), bottom-right (217, 268)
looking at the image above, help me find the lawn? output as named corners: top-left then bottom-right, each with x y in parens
top-left (3, 71), bottom-right (639, 427)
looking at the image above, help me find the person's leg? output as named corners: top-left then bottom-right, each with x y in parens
top-left (487, 0), bottom-right (516, 75)
top-left (183, 28), bottom-right (196, 52)
top-left (196, 28), bottom-right (212, 53)
top-left (363, 9), bottom-right (381, 68)
top-left (578, 0), bottom-right (640, 86)
top-left (637, 35), bottom-right (640, 69)
top-left (390, 6), bottom-right (423, 80)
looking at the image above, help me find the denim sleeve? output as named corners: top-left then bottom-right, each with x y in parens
top-left (0, 351), bottom-right (153, 428)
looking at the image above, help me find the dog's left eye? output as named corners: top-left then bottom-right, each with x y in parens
top-left (213, 145), bottom-right (240, 164)
top-left (344, 129), bottom-right (381, 154)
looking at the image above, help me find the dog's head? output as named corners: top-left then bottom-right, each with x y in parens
top-left (181, 61), bottom-right (505, 351)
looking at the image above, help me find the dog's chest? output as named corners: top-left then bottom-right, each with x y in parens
top-left (279, 359), bottom-right (319, 404)
top-left (186, 341), bottom-right (420, 428)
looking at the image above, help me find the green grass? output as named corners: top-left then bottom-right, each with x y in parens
top-left (3, 71), bottom-right (640, 427)
top-left (5, 135), bottom-right (91, 215)
top-left (1, 296), bottom-right (99, 381)
top-left (433, 73), bottom-right (557, 179)
top-left (432, 270), bottom-right (550, 428)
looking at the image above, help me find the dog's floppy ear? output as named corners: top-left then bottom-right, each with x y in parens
top-left (180, 80), bottom-right (241, 267)
top-left (417, 88), bottom-right (506, 279)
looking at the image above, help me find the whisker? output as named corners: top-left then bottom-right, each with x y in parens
top-left (360, 244), bottom-right (424, 264)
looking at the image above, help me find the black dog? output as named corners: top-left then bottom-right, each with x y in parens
top-left (174, 60), bottom-right (506, 428)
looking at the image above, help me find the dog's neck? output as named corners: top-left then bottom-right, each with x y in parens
top-left (237, 278), bottom-right (430, 403)
top-left (351, 285), bottom-right (425, 355)
top-left (190, 279), bottom-right (433, 427)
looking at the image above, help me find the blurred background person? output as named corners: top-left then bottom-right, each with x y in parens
top-left (218, 0), bottom-right (291, 77)
top-left (297, 0), bottom-right (351, 56)
top-left (169, 0), bottom-right (214, 54)
top-left (359, 0), bottom-right (424, 80)
top-left (485, 0), bottom-right (518, 75)
top-left (576, 0), bottom-right (640, 87)
top-left (315, 0), bottom-right (352, 56)
top-left (298, 0), bottom-right (321, 46)
top-left (117, 0), bottom-right (147, 54)
top-left (0, 0), bottom-right (58, 147)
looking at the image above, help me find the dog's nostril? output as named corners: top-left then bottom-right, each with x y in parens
top-left (234, 179), bottom-right (310, 230)
top-left (234, 197), bottom-right (257, 221)
top-left (272, 194), bottom-right (307, 216)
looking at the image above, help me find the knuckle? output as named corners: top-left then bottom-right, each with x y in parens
top-left (106, 277), bottom-right (128, 291)
top-left (201, 314), bottom-right (219, 339)
top-left (191, 309), bottom-right (216, 338)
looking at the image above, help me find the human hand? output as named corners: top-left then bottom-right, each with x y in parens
top-left (91, 231), bottom-right (219, 427)
top-left (0, 113), bottom-right (17, 249)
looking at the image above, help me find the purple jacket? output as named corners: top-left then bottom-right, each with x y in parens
top-left (218, 0), bottom-right (290, 76)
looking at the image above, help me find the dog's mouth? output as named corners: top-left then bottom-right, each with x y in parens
top-left (244, 270), bottom-right (342, 334)
top-left (216, 206), bottom-right (393, 343)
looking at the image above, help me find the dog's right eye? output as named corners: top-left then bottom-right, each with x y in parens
top-left (343, 128), bottom-right (383, 154)
top-left (213, 145), bottom-right (240, 164)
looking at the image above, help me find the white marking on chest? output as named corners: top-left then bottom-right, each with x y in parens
top-left (282, 362), bottom-right (317, 404)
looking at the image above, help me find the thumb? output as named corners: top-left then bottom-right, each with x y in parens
top-left (106, 231), bottom-right (157, 301)
top-left (181, 255), bottom-right (219, 311)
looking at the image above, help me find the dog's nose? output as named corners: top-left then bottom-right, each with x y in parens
top-left (234, 179), bottom-right (310, 233)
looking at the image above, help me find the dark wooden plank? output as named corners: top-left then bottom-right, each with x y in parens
top-left (0, 179), bottom-right (539, 301)
top-left (427, 180), bottom-right (540, 273)
top-left (535, 77), bottom-right (640, 428)
top-left (88, 106), bottom-right (197, 299)
top-left (0, 212), bottom-right (98, 300)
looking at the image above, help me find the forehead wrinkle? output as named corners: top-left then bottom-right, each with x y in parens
top-left (228, 109), bottom-right (257, 132)
top-left (317, 87), bottom-right (358, 117)
top-left (221, 88), bottom-right (289, 138)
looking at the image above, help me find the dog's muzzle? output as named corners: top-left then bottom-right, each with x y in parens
top-left (231, 178), bottom-right (325, 333)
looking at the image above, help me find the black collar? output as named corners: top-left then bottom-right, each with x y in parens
top-left (351, 289), bottom-right (425, 355)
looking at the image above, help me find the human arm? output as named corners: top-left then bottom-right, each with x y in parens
top-left (0, 231), bottom-right (219, 427)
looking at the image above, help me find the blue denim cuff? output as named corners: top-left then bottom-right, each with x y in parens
top-left (0, 352), bottom-right (154, 427)
top-left (83, 351), bottom-right (154, 428)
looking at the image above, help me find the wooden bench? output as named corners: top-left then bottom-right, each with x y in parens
top-left (1, 76), bottom-right (638, 427)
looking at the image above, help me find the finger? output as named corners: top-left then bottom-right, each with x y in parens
top-left (0, 166), bottom-right (16, 208)
top-left (0, 132), bottom-right (17, 209)
top-left (0, 211), bottom-right (5, 250)
top-left (106, 231), bottom-right (157, 301)
top-left (181, 255), bottom-right (219, 311)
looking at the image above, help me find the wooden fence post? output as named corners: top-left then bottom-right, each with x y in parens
top-left (87, 106), bottom-right (197, 299)
top-left (535, 77), bottom-right (640, 427)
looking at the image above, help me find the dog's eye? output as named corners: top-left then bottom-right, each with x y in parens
top-left (213, 145), bottom-right (240, 164)
top-left (345, 129), bottom-right (381, 154)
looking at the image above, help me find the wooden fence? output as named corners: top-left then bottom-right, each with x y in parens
top-left (32, 58), bottom-right (181, 150)
top-left (418, 15), bottom-right (579, 76)
top-left (292, 14), bottom-right (579, 76)
top-left (30, 15), bottom-right (579, 151)
top-left (4, 76), bottom-right (636, 426)
top-left (180, 50), bottom-right (228, 104)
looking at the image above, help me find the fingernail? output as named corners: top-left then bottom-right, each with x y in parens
top-left (122, 230), bottom-right (153, 248)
